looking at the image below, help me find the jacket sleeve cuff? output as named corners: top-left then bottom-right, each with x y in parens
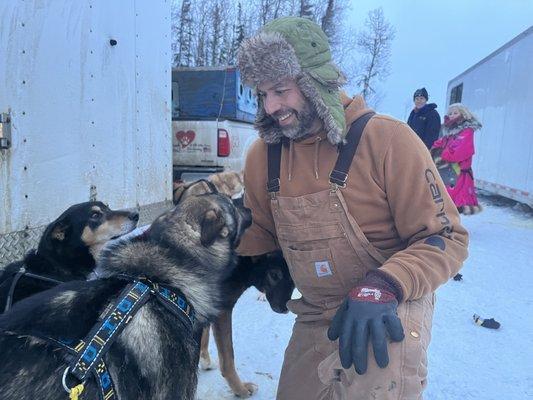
top-left (364, 269), bottom-right (404, 302)
top-left (366, 266), bottom-right (407, 303)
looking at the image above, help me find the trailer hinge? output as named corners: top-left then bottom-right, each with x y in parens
top-left (0, 112), bottom-right (12, 150)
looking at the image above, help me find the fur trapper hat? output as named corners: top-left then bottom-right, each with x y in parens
top-left (237, 17), bottom-right (347, 145)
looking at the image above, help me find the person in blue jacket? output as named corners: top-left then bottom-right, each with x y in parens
top-left (407, 88), bottom-right (441, 149)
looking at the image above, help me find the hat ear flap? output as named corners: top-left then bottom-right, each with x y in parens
top-left (200, 209), bottom-right (228, 247)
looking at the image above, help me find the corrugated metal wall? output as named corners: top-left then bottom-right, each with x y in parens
top-left (0, 0), bottom-right (172, 264)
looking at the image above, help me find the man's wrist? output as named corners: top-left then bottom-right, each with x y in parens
top-left (350, 270), bottom-right (404, 303)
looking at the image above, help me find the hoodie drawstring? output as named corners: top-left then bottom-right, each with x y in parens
top-left (288, 140), bottom-right (294, 182)
top-left (287, 137), bottom-right (322, 181)
top-left (314, 137), bottom-right (321, 179)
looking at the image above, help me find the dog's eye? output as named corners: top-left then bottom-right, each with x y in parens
top-left (90, 211), bottom-right (102, 219)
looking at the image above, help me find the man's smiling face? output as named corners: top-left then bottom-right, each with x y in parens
top-left (257, 78), bottom-right (321, 140)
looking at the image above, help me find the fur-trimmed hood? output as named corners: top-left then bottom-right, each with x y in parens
top-left (441, 118), bottom-right (482, 137)
top-left (237, 17), bottom-right (346, 145)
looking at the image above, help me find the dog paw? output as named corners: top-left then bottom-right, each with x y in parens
top-left (256, 293), bottom-right (267, 302)
top-left (199, 356), bottom-right (216, 370)
top-left (234, 382), bottom-right (258, 398)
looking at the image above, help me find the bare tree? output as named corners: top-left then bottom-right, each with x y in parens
top-left (218, 14), bottom-right (231, 64)
top-left (355, 7), bottom-right (395, 102)
top-left (174, 0), bottom-right (193, 66)
top-left (321, 0), bottom-right (335, 40)
top-left (210, 2), bottom-right (222, 65)
top-left (193, 0), bottom-right (212, 66)
top-left (227, 2), bottom-right (246, 64)
top-left (299, 0), bottom-right (314, 19)
top-left (271, 0), bottom-right (284, 19)
top-left (260, 0), bottom-right (271, 25)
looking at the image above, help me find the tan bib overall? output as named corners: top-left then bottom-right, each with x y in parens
top-left (269, 115), bottom-right (435, 400)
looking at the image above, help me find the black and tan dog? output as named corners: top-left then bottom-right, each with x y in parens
top-left (0, 201), bottom-right (139, 312)
top-left (200, 250), bottom-right (294, 397)
top-left (175, 176), bottom-right (295, 398)
top-left (0, 181), bottom-right (252, 400)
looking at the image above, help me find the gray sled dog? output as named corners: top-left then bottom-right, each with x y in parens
top-left (0, 180), bottom-right (252, 400)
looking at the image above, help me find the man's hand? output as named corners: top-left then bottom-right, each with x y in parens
top-left (327, 273), bottom-right (405, 375)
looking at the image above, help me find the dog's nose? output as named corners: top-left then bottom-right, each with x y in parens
top-left (129, 212), bottom-right (140, 222)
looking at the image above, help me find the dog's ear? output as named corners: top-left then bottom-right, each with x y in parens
top-left (200, 209), bottom-right (229, 247)
top-left (37, 218), bottom-right (70, 255)
top-left (50, 220), bottom-right (69, 242)
top-left (174, 180), bottom-right (217, 204)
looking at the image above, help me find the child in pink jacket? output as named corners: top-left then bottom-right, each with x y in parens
top-left (431, 103), bottom-right (483, 215)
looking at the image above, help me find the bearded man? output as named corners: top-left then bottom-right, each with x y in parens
top-left (236, 17), bottom-right (468, 400)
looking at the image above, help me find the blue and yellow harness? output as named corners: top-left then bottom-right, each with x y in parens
top-left (45, 278), bottom-right (195, 400)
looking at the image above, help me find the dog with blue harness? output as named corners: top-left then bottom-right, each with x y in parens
top-left (0, 180), bottom-right (252, 400)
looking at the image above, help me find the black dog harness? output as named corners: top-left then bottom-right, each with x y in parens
top-left (1, 262), bottom-right (64, 313)
top-left (267, 112), bottom-right (375, 193)
top-left (29, 278), bottom-right (194, 400)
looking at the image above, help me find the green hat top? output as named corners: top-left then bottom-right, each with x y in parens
top-left (238, 17), bottom-right (347, 145)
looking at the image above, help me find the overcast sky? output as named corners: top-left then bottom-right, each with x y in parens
top-left (346, 0), bottom-right (533, 120)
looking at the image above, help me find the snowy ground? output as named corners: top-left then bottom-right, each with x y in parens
top-left (196, 195), bottom-right (533, 400)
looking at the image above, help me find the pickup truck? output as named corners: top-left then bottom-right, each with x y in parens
top-left (172, 119), bottom-right (257, 181)
top-left (171, 67), bottom-right (258, 182)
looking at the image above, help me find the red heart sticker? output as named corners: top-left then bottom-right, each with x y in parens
top-left (175, 130), bottom-right (195, 148)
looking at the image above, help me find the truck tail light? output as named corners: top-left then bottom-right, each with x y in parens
top-left (218, 128), bottom-right (230, 157)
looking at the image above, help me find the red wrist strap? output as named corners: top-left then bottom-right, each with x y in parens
top-left (348, 285), bottom-right (397, 303)
top-left (348, 271), bottom-right (402, 303)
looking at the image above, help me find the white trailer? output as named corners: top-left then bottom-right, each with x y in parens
top-left (0, 1), bottom-right (172, 266)
top-left (446, 26), bottom-right (533, 207)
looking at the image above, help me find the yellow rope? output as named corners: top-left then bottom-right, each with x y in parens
top-left (68, 384), bottom-right (85, 400)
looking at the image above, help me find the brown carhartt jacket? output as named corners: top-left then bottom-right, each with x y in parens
top-left (238, 94), bottom-right (469, 301)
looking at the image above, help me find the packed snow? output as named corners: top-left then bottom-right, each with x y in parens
top-left (196, 194), bottom-right (533, 400)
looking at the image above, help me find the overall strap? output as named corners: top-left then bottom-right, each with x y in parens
top-left (329, 112), bottom-right (375, 187)
top-left (267, 141), bottom-right (282, 193)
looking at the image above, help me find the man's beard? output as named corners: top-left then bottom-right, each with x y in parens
top-left (273, 100), bottom-right (318, 141)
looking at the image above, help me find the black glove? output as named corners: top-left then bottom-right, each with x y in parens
top-left (327, 272), bottom-right (405, 375)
